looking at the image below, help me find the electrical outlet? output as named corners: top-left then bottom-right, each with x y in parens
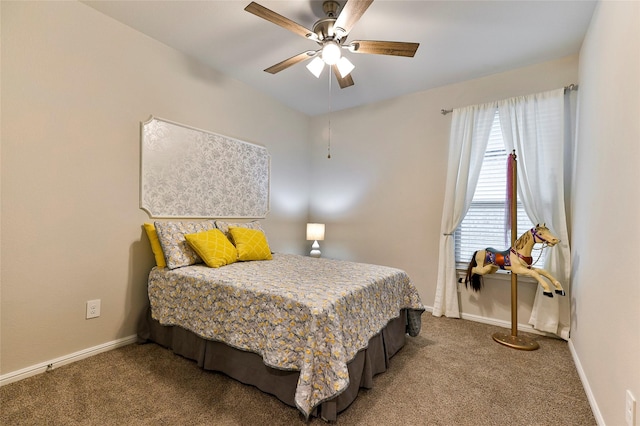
top-left (86, 299), bottom-right (101, 319)
top-left (627, 390), bottom-right (637, 426)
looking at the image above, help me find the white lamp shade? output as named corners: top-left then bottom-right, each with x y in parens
top-left (306, 223), bottom-right (325, 241)
top-left (306, 56), bottom-right (325, 78)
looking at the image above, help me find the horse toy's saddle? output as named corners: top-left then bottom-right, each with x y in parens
top-left (485, 248), bottom-right (511, 269)
top-left (485, 247), bottom-right (533, 269)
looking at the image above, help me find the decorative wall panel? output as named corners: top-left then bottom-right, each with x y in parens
top-left (140, 117), bottom-right (270, 218)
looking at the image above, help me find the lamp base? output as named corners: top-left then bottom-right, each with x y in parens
top-left (309, 240), bottom-right (321, 258)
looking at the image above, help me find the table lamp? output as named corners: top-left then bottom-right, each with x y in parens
top-left (306, 223), bottom-right (325, 258)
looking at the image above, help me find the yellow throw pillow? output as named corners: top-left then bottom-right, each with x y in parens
top-left (228, 227), bottom-right (273, 261)
top-left (184, 229), bottom-right (238, 268)
top-left (143, 223), bottom-right (166, 268)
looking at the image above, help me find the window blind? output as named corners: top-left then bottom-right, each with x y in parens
top-left (455, 112), bottom-right (546, 267)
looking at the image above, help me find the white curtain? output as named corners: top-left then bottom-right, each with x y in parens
top-left (498, 88), bottom-right (575, 339)
top-left (433, 103), bottom-right (497, 318)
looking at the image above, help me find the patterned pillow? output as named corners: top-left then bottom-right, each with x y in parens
top-left (154, 220), bottom-right (217, 269)
top-left (215, 220), bottom-right (271, 251)
top-left (215, 220), bottom-right (264, 237)
top-left (228, 227), bottom-right (272, 261)
top-left (185, 229), bottom-right (238, 268)
top-left (143, 223), bottom-right (166, 268)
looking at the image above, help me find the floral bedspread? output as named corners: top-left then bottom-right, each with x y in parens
top-left (148, 253), bottom-right (424, 417)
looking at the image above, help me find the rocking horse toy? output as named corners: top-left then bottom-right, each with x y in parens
top-left (464, 224), bottom-right (566, 298)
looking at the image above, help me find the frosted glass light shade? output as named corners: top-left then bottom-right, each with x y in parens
top-left (321, 41), bottom-right (341, 65)
top-left (306, 56), bottom-right (325, 78)
top-left (336, 56), bottom-right (355, 77)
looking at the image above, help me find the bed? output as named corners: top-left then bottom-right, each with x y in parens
top-left (139, 221), bottom-right (425, 421)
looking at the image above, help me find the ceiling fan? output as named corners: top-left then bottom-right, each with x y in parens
top-left (244, 0), bottom-right (419, 88)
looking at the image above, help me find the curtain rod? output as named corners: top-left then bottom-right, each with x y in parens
top-left (440, 84), bottom-right (579, 115)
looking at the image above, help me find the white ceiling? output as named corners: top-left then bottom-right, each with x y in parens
top-left (83, 0), bottom-right (597, 116)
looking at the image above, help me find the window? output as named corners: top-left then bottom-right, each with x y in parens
top-left (454, 111), bottom-right (545, 267)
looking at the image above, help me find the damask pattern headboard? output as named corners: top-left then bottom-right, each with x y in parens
top-left (140, 116), bottom-right (270, 218)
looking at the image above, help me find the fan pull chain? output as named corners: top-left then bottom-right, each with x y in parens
top-left (327, 71), bottom-right (332, 159)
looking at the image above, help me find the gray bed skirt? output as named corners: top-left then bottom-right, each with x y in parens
top-left (138, 308), bottom-right (412, 421)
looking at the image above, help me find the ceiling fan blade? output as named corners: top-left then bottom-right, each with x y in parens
top-left (350, 40), bottom-right (419, 57)
top-left (264, 51), bottom-right (315, 74)
top-left (332, 65), bottom-right (355, 89)
top-left (333, 0), bottom-right (373, 36)
top-left (245, 2), bottom-right (314, 39)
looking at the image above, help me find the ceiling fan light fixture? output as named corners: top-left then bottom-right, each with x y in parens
top-left (336, 56), bottom-right (355, 78)
top-left (321, 41), bottom-right (342, 65)
top-left (245, 1), bottom-right (420, 90)
top-left (306, 56), bottom-right (325, 78)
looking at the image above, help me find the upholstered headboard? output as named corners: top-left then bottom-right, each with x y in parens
top-left (140, 116), bottom-right (270, 218)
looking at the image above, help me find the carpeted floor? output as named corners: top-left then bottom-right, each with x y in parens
top-left (1, 315), bottom-right (596, 425)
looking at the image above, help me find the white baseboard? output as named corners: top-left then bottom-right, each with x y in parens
top-left (459, 312), bottom-right (555, 337)
top-left (0, 334), bottom-right (138, 387)
top-left (568, 339), bottom-right (605, 426)
top-left (424, 304), bottom-right (554, 337)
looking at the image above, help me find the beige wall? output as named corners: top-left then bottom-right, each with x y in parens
top-left (571, 1), bottom-right (640, 425)
top-left (308, 55), bottom-right (579, 327)
top-left (1, 1), bottom-right (310, 374)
